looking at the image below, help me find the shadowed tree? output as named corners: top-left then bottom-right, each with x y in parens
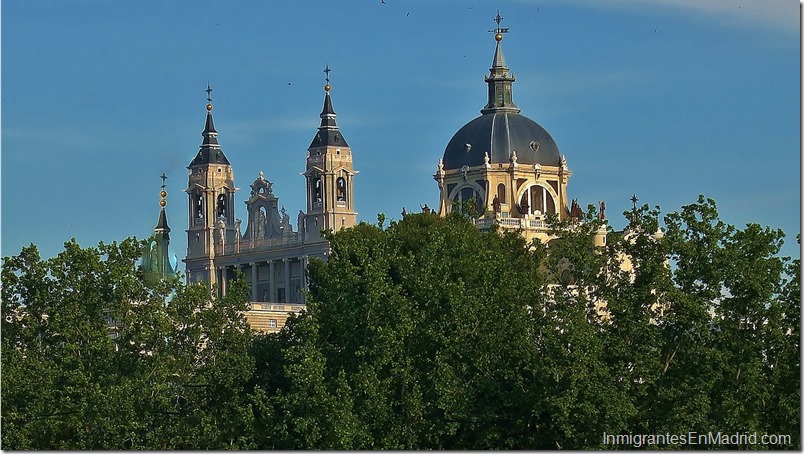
top-left (2, 239), bottom-right (256, 450)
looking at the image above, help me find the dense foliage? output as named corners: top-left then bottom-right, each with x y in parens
top-left (2, 239), bottom-right (255, 449)
top-left (2, 196), bottom-right (800, 449)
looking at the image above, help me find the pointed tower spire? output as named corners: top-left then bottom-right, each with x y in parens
top-left (141, 173), bottom-right (176, 281)
top-left (155, 172), bottom-right (171, 235)
top-left (481, 11), bottom-right (520, 115)
top-left (189, 83), bottom-right (230, 166)
top-left (309, 65), bottom-right (349, 147)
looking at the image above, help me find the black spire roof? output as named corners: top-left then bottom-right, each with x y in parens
top-left (309, 69), bottom-right (349, 149)
top-left (155, 208), bottom-right (170, 234)
top-left (189, 88), bottom-right (230, 167)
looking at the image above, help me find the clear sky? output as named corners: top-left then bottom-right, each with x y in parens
top-left (3, 0), bottom-right (801, 265)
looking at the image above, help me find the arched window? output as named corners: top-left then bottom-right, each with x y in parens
top-left (194, 194), bottom-right (204, 222)
top-left (519, 185), bottom-right (556, 216)
top-left (217, 194), bottom-right (227, 219)
top-left (496, 183), bottom-right (506, 204)
top-left (314, 177), bottom-right (322, 203)
top-left (452, 186), bottom-right (484, 215)
top-left (336, 177), bottom-right (346, 202)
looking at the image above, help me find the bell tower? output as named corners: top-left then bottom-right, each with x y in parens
top-left (184, 84), bottom-right (238, 285)
top-left (302, 66), bottom-right (358, 242)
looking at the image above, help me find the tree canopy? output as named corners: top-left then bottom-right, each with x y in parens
top-left (2, 196), bottom-right (800, 449)
top-left (2, 238), bottom-right (255, 449)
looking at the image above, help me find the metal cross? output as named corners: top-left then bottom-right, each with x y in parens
top-left (161, 172), bottom-right (167, 190)
top-left (490, 10), bottom-right (509, 35)
top-left (205, 83), bottom-right (213, 103)
top-left (630, 193), bottom-right (639, 210)
top-left (324, 64), bottom-right (331, 84)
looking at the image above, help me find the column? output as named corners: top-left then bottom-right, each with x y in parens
top-left (269, 260), bottom-right (276, 303)
top-left (220, 266), bottom-right (228, 296)
top-left (284, 258), bottom-right (290, 304)
top-left (301, 256), bottom-right (308, 289)
top-left (250, 262), bottom-right (257, 302)
top-left (301, 255), bottom-right (308, 304)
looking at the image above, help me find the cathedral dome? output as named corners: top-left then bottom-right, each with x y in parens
top-left (442, 111), bottom-right (560, 169)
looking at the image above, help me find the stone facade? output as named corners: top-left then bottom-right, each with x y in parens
top-left (183, 80), bottom-right (356, 333)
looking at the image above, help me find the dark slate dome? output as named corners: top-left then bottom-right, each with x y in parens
top-left (442, 112), bottom-right (560, 169)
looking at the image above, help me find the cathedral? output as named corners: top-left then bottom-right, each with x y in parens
top-left (142, 12), bottom-right (603, 333)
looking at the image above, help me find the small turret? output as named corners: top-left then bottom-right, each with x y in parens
top-left (141, 173), bottom-right (177, 282)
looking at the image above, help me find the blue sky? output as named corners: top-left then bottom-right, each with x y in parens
top-left (3, 0), bottom-right (800, 264)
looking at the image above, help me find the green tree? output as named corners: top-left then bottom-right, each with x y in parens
top-left (660, 197), bottom-right (799, 447)
top-left (266, 212), bottom-right (618, 449)
top-left (254, 197), bottom-right (799, 449)
top-left (2, 238), bottom-right (256, 449)
top-left (600, 196), bottom-right (800, 448)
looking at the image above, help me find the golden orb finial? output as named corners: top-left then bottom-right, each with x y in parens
top-left (160, 190), bottom-right (167, 198)
top-left (206, 103), bottom-right (213, 112)
top-left (160, 199), bottom-right (167, 207)
top-left (495, 32), bottom-right (503, 42)
top-left (324, 83), bottom-right (331, 92)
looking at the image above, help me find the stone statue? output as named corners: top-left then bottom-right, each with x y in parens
top-left (570, 198), bottom-right (583, 219)
top-left (401, 206), bottom-right (407, 217)
top-left (217, 218), bottom-right (227, 242)
top-left (492, 194), bottom-right (501, 214)
top-left (599, 201), bottom-right (606, 221)
top-left (257, 209), bottom-right (267, 238)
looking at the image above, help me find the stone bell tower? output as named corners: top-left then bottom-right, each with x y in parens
top-left (301, 66), bottom-right (358, 242)
top-left (184, 84), bottom-right (238, 286)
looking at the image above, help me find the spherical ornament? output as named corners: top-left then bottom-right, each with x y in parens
top-left (495, 33), bottom-right (503, 42)
top-left (160, 199), bottom-right (167, 207)
top-left (324, 84), bottom-right (331, 92)
top-left (160, 190), bottom-right (167, 198)
top-left (206, 103), bottom-right (213, 112)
